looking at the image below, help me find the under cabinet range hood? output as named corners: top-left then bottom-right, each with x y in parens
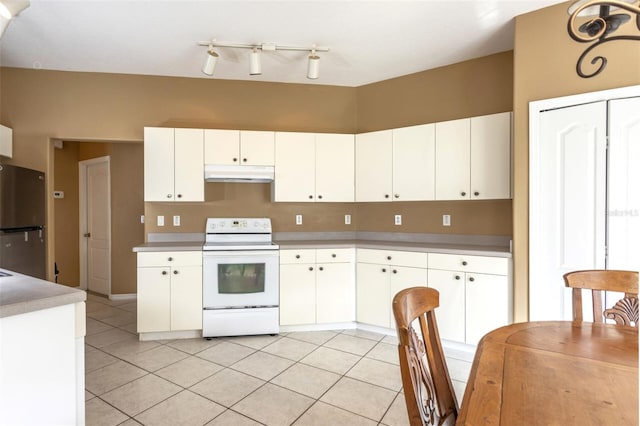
top-left (204, 164), bottom-right (274, 183)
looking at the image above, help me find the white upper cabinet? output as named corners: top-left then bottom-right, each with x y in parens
top-left (392, 123), bottom-right (436, 201)
top-left (355, 130), bottom-right (393, 202)
top-left (144, 127), bottom-right (204, 202)
top-left (435, 112), bottom-right (511, 200)
top-left (435, 118), bottom-right (471, 200)
top-left (204, 129), bottom-right (274, 166)
top-left (470, 112), bottom-right (511, 199)
top-left (315, 133), bottom-right (354, 202)
top-left (274, 132), bottom-right (354, 202)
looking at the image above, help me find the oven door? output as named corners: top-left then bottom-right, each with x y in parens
top-left (203, 250), bottom-right (279, 308)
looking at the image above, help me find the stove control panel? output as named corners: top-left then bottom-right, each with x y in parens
top-left (205, 218), bottom-right (272, 234)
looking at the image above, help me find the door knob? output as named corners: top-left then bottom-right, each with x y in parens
top-left (84, 233), bottom-right (91, 238)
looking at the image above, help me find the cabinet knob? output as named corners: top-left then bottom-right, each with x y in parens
top-left (318, 195), bottom-right (323, 199)
top-left (455, 275), bottom-right (461, 280)
top-left (233, 157), bottom-right (238, 162)
top-left (162, 271), bottom-right (168, 275)
top-left (460, 191), bottom-right (466, 196)
top-left (309, 267), bottom-right (314, 271)
top-left (243, 158), bottom-right (247, 162)
top-left (392, 269), bottom-right (397, 274)
top-left (384, 194), bottom-right (390, 199)
top-left (166, 194), bottom-right (172, 198)
top-left (394, 194), bottom-right (399, 199)
top-left (177, 194), bottom-right (182, 198)
top-left (387, 256), bottom-right (392, 260)
top-left (295, 254), bottom-right (300, 259)
top-left (173, 270), bottom-right (179, 275)
top-left (331, 254), bottom-right (336, 258)
top-left (462, 261), bottom-right (468, 266)
top-left (168, 257), bottom-right (173, 261)
top-left (474, 191), bottom-right (480, 196)
top-left (382, 268), bottom-right (387, 273)
top-left (469, 276), bottom-right (475, 282)
top-left (319, 266), bottom-right (324, 271)
top-left (309, 195), bottom-right (313, 199)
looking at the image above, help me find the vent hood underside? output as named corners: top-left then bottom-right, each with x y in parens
top-left (204, 164), bottom-right (274, 183)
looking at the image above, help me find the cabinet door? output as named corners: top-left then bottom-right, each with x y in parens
top-left (137, 267), bottom-right (171, 332)
top-left (393, 124), bottom-right (435, 201)
top-left (279, 264), bottom-right (316, 325)
top-left (241, 131), bottom-right (275, 166)
top-left (470, 112), bottom-right (511, 199)
top-left (435, 118), bottom-right (470, 200)
top-left (174, 128), bottom-right (204, 202)
top-left (274, 132), bottom-right (316, 202)
top-left (355, 130), bottom-right (393, 202)
top-left (356, 262), bottom-right (390, 327)
top-left (315, 133), bottom-right (355, 202)
top-left (465, 273), bottom-right (508, 345)
top-left (317, 262), bottom-right (354, 323)
top-left (427, 269), bottom-right (465, 342)
top-left (389, 266), bottom-right (428, 327)
top-left (144, 127), bottom-right (175, 202)
top-left (170, 265), bottom-right (203, 331)
top-left (204, 129), bottom-right (240, 165)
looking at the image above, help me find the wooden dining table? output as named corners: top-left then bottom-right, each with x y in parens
top-left (456, 321), bottom-right (638, 425)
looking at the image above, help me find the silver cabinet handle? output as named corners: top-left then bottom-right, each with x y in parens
top-left (173, 270), bottom-right (179, 275)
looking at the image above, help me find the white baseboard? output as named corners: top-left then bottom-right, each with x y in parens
top-left (109, 293), bottom-right (137, 301)
top-left (279, 322), bottom-right (357, 333)
top-left (139, 329), bottom-right (201, 341)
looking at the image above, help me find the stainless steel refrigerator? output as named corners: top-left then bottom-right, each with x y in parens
top-left (0, 164), bottom-right (46, 279)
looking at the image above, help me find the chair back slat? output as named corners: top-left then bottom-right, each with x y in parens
top-left (393, 287), bottom-right (458, 426)
top-left (564, 270), bottom-right (639, 327)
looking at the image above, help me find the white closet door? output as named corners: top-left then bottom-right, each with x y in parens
top-left (530, 101), bottom-right (607, 321)
top-left (608, 97), bottom-right (640, 272)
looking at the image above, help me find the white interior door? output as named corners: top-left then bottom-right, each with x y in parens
top-left (81, 157), bottom-right (111, 296)
top-left (530, 102), bottom-right (607, 321)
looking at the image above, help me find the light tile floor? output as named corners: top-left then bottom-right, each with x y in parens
top-left (84, 293), bottom-right (471, 425)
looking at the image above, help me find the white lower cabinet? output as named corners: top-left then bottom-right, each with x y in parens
top-left (279, 248), bottom-right (355, 326)
top-left (356, 249), bottom-right (429, 329)
top-left (137, 251), bottom-right (202, 333)
top-left (427, 253), bottom-right (509, 345)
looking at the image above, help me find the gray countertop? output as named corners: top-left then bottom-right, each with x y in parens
top-left (0, 269), bottom-right (87, 318)
top-left (133, 232), bottom-right (512, 257)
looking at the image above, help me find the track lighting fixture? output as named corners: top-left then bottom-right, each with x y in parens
top-left (307, 49), bottom-right (320, 80)
top-left (198, 40), bottom-right (329, 80)
top-left (249, 47), bottom-right (261, 76)
top-left (202, 46), bottom-right (219, 76)
top-left (0, 0), bottom-right (30, 19)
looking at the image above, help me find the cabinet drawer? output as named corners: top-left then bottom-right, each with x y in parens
top-left (137, 251), bottom-right (202, 267)
top-left (280, 249), bottom-right (316, 264)
top-left (357, 249), bottom-right (428, 268)
top-left (428, 253), bottom-right (508, 275)
top-left (316, 248), bottom-right (354, 263)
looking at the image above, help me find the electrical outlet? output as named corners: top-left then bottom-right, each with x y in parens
top-left (157, 215), bottom-right (164, 227)
top-left (295, 214), bottom-right (303, 225)
top-left (173, 215), bottom-right (180, 226)
top-left (345, 214), bottom-right (351, 225)
top-left (140, 215), bottom-right (145, 224)
top-left (394, 214), bottom-right (402, 225)
top-left (443, 214), bottom-right (451, 226)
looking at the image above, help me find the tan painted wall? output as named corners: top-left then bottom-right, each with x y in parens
top-left (512, 2), bottom-right (640, 321)
top-left (1, 50), bottom-right (513, 295)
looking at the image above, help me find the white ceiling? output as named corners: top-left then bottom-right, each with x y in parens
top-left (0, 0), bottom-right (565, 87)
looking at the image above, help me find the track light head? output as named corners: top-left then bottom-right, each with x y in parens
top-left (249, 47), bottom-right (261, 76)
top-left (307, 50), bottom-right (320, 80)
top-left (202, 47), bottom-right (219, 76)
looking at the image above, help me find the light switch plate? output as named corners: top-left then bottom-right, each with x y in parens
top-left (140, 215), bottom-right (145, 224)
top-left (157, 215), bottom-right (164, 226)
top-left (173, 215), bottom-right (180, 226)
top-left (345, 214), bottom-right (351, 225)
top-left (443, 214), bottom-right (451, 226)
top-left (394, 214), bottom-right (402, 225)
top-left (295, 214), bottom-right (303, 225)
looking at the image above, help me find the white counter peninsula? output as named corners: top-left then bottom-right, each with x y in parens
top-left (0, 268), bottom-right (86, 425)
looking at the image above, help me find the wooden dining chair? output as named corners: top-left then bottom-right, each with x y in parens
top-left (392, 287), bottom-right (458, 426)
top-left (563, 270), bottom-right (639, 327)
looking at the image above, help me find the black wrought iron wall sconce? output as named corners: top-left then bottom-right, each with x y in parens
top-left (567, 0), bottom-right (640, 78)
